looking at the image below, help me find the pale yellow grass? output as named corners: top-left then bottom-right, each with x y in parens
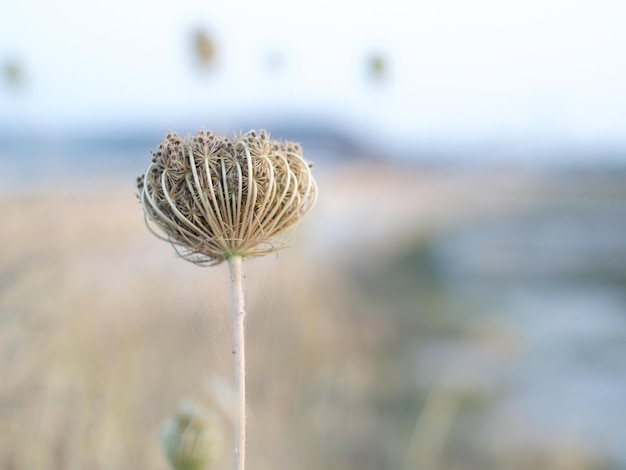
top-left (0, 174), bottom-right (368, 470)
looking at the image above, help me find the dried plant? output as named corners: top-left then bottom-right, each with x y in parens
top-left (137, 129), bottom-right (317, 266)
top-left (137, 129), bottom-right (317, 470)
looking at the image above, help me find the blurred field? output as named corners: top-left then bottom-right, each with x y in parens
top-left (1, 162), bottom-right (625, 469)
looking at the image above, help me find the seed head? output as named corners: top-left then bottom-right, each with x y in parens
top-left (137, 129), bottom-right (317, 265)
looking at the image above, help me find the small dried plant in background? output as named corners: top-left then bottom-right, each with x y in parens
top-left (137, 129), bottom-right (317, 470)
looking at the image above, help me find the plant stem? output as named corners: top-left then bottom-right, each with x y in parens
top-left (228, 255), bottom-right (246, 470)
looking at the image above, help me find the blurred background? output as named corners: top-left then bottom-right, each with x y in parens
top-left (2, 0), bottom-right (626, 469)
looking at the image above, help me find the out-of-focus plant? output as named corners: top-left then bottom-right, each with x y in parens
top-left (191, 29), bottom-right (217, 70)
top-left (3, 59), bottom-right (25, 89)
top-left (162, 401), bottom-right (223, 470)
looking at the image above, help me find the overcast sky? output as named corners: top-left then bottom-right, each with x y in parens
top-left (2, 0), bottom-right (626, 153)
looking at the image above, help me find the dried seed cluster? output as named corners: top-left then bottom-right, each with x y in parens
top-left (137, 129), bottom-right (317, 265)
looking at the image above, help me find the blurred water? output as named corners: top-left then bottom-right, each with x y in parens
top-left (431, 194), bottom-right (626, 463)
top-left (0, 123), bottom-right (360, 192)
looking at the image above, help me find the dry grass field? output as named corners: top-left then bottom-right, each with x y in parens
top-left (1, 161), bottom-right (624, 469)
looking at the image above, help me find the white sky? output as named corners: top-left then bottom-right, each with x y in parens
top-left (2, 0), bottom-right (626, 150)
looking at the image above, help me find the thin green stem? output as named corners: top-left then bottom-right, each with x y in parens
top-left (228, 255), bottom-right (246, 470)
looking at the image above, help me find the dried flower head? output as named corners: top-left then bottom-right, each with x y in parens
top-left (137, 129), bottom-right (317, 265)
